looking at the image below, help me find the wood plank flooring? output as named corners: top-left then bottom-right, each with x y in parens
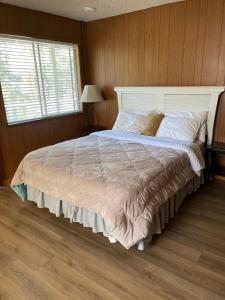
top-left (0, 181), bottom-right (225, 300)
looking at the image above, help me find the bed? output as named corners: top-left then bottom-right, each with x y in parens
top-left (11, 86), bottom-right (224, 250)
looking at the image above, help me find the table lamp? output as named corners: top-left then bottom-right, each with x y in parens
top-left (80, 85), bottom-right (104, 128)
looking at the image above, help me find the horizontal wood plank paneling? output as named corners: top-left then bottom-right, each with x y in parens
top-left (0, 3), bottom-right (88, 184)
top-left (85, 0), bottom-right (225, 165)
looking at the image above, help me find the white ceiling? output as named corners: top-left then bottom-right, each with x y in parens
top-left (1, 0), bottom-right (183, 22)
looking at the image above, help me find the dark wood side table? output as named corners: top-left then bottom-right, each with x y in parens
top-left (83, 125), bottom-right (106, 135)
top-left (205, 142), bottom-right (225, 180)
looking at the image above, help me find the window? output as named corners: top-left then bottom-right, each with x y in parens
top-left (0, 35), bottom-right (82, 124)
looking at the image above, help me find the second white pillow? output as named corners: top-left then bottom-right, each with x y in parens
top-left (156, 117), bottom-right (202, 142)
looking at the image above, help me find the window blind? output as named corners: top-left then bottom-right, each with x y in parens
top-left (0, 36), bottom-right (81, 124)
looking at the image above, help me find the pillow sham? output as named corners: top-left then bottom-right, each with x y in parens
top-left (112, 111), bottom-right (149, 134)
top-left (165, 111), bottom-right (208, 142)
top-left (142, 113), bottom-right (164, 136)
top-left (156, 116), bottom-right (202, 142)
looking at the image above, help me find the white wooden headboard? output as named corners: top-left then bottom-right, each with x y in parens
top-left (114, 86), bottom-right (224, 145)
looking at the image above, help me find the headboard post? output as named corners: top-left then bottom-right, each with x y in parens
top-left (114, 86), bottom-right (224, 145)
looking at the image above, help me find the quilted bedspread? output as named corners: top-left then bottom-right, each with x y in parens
top-left (12, 132), bottom-right (201, 249)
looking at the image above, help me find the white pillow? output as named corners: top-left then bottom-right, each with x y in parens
top-left (165, 111), bottom-right (208, 142)
top-left (156, 117), bottom-right (202, 142)
top-left (112, 111), bottom-right (149, 134)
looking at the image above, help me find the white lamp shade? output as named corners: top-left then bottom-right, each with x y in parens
top-left (80, 85), bottom-right (104, 103)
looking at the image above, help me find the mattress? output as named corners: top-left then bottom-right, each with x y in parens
top-left (11, 130), bottom-right (205, 249)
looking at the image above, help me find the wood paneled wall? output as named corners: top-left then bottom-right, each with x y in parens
top-left (0, 3), bottom-right (87, 184)
top-left (85, 0), bottom-right (225, 165)
top-left (1, 0), bottom-right (225, 183)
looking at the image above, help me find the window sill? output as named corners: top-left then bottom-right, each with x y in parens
top-left (6, 111), bottom-right (85, 127)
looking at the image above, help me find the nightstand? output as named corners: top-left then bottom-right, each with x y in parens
top-left (83, 125), bottom-right (106, 135)
top-left (205, 142), bottom-right (225, 180)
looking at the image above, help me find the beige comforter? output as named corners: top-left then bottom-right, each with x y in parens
top-left (12, 133), bottom-right (197, 249)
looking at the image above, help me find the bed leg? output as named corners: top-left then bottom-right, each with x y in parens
top-left (138, 240), bottom-right (144, 251)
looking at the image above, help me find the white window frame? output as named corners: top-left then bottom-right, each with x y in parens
top-left (0, 34), bottom-right (82, 125)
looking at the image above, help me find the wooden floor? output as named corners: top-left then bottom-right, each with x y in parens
top-left (0, 181), bottom-right (225, 300)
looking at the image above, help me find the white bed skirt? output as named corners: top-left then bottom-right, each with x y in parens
top-left (26, 174), bottom-right (202, 248)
